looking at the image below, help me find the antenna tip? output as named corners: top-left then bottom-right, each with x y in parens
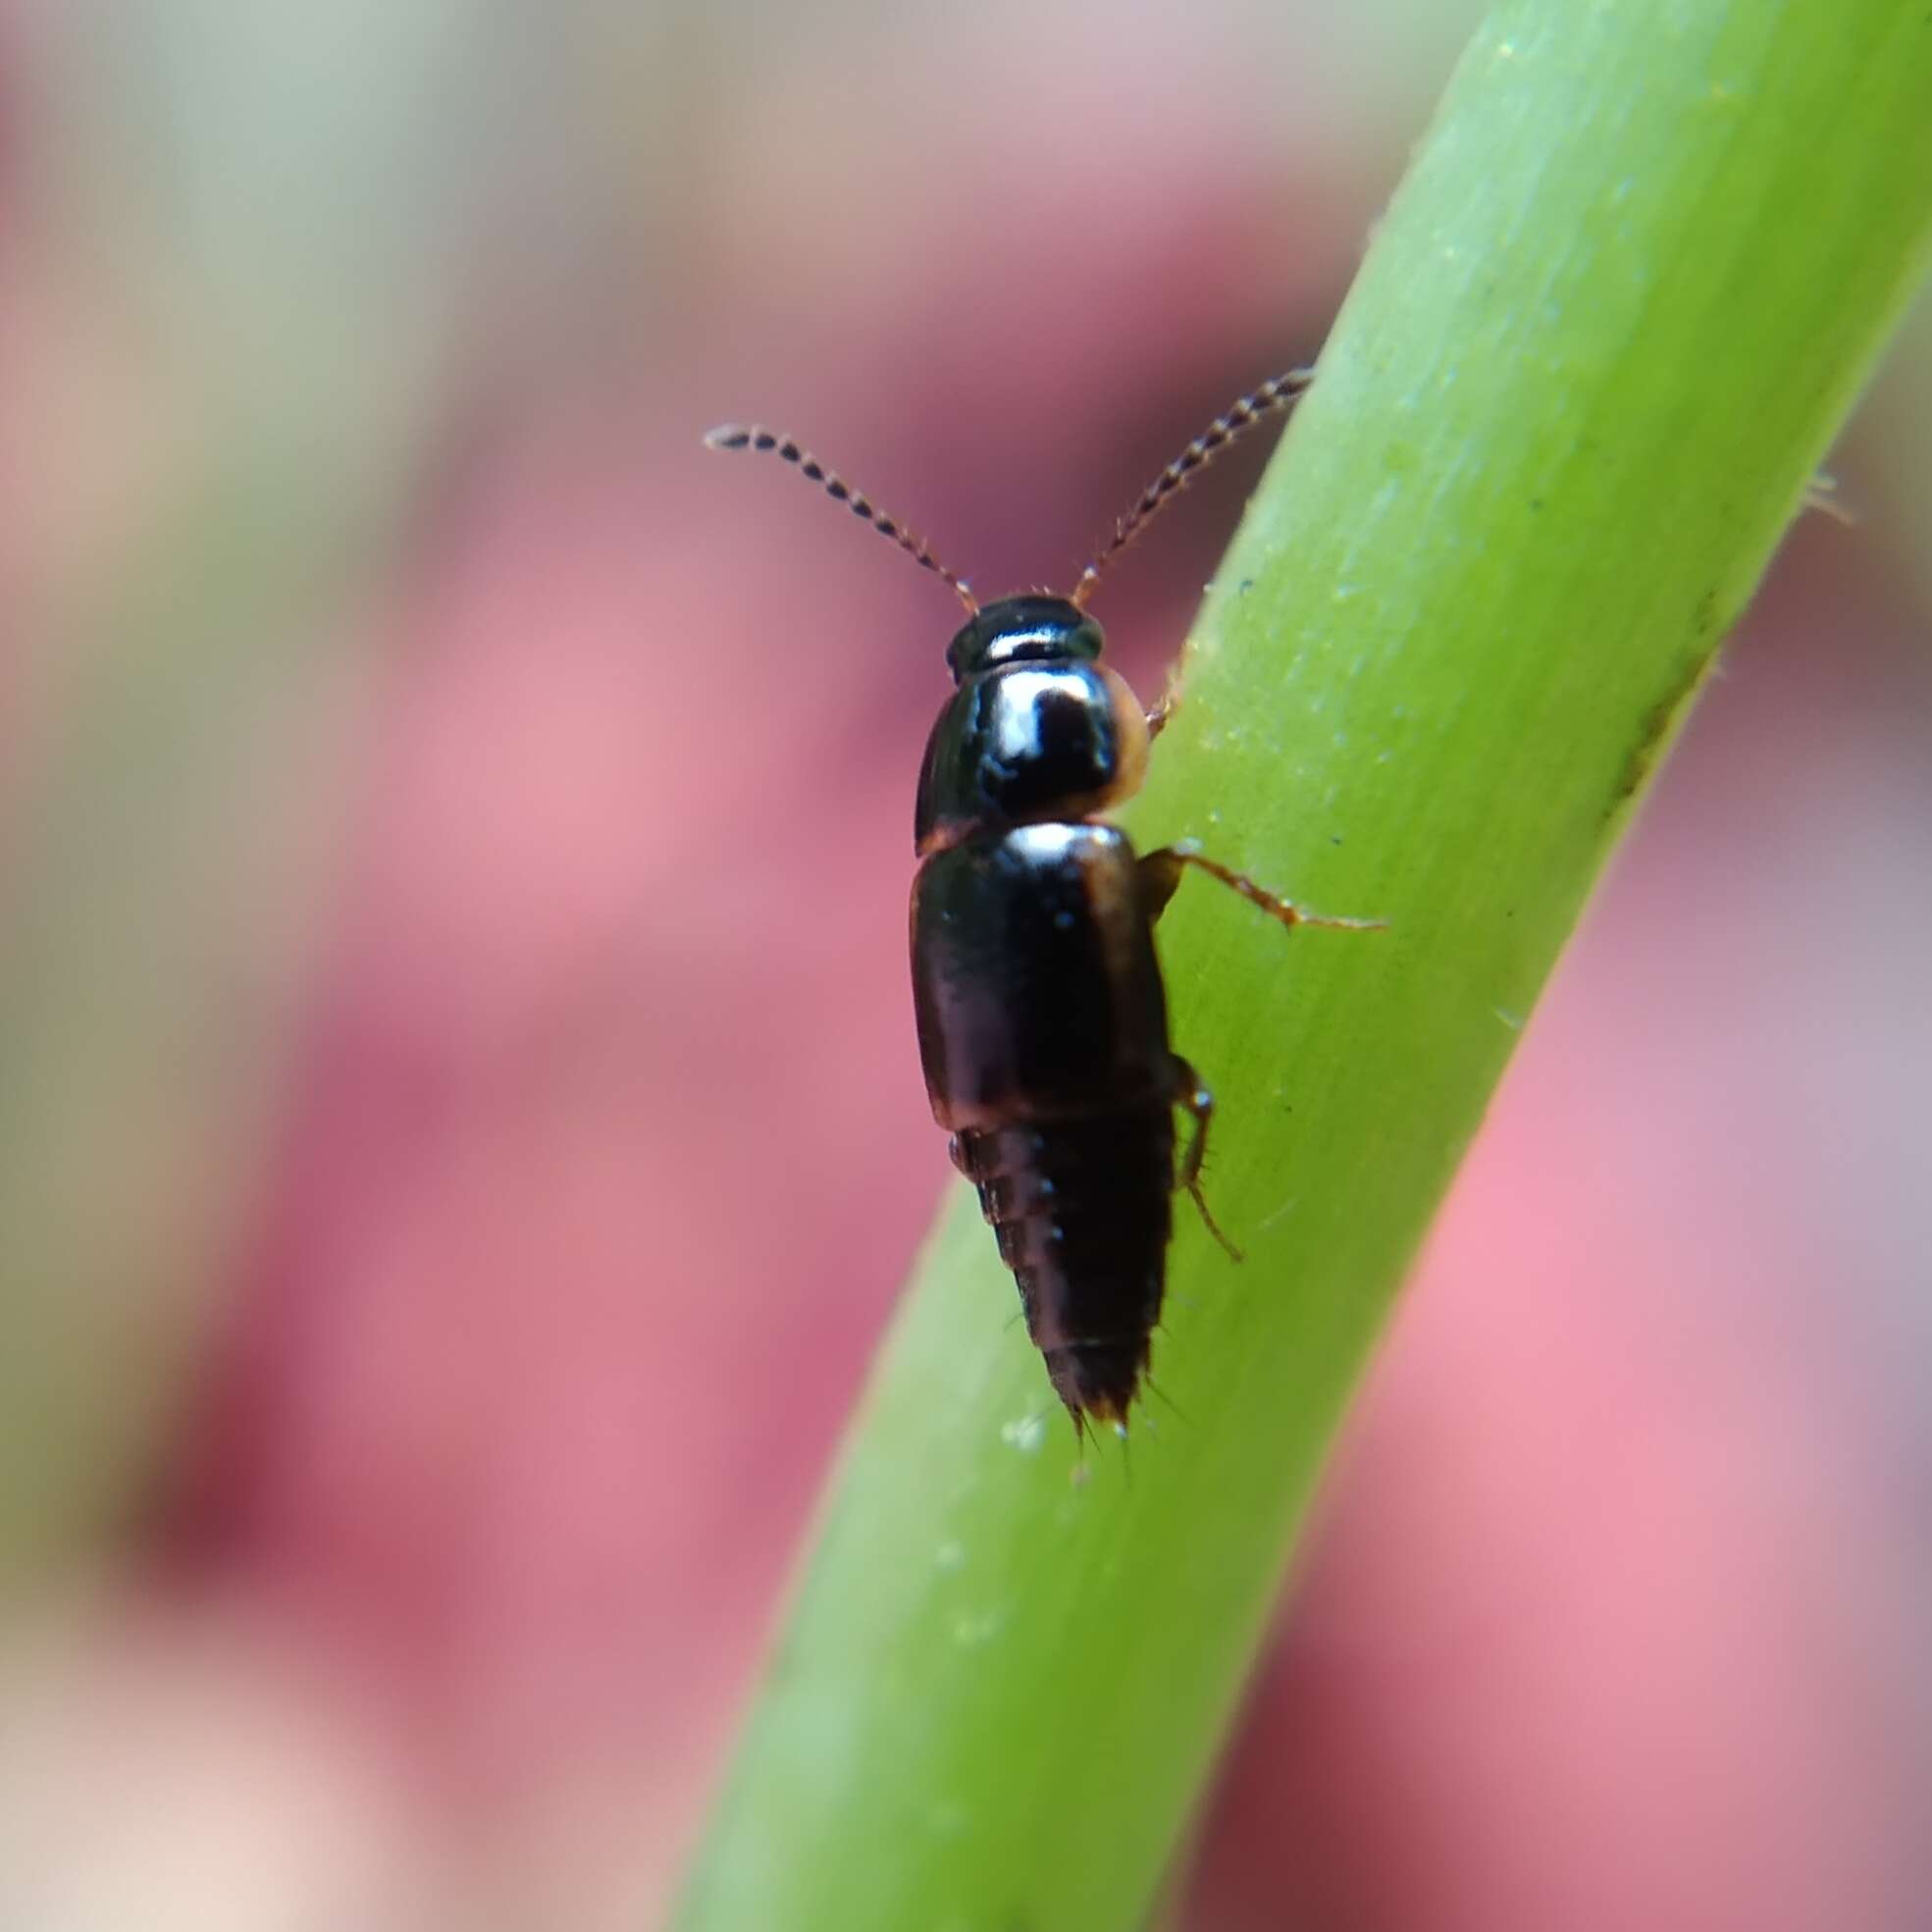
top-left (703, 424), bottom-right (753, 451)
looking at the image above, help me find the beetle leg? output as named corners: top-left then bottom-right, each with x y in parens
top-left (1138, 841), bottom-right (1384, 936)
top-left (1171, 1054), bottom-right (1242, 1263)
top-left (1144, 666), bottom-right (1182, 740)
top-left (1137, 846), bottom-right (1183, 921)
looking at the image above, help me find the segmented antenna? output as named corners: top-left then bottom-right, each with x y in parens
top-left (1070, 368), bottom-right (1314, 609)
top-left (704, 424), bottom-right (977, 614)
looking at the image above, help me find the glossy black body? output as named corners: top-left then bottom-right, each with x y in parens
top-left (709, 372), bottom-right (1340, 1435)
top-left (914, 598), bottom-right (1118, 853)
top-left (910, 596), bottom-right (1175, 1428)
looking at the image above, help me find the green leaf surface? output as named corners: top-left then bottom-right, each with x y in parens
top-left (676, 4), bottom-right (1932, 1927)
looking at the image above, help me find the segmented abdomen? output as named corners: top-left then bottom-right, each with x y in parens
top-left (953, 1104), bottom-right (1173, 1425)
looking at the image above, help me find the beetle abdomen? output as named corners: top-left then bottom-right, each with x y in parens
top-left (953, 1107), bottom-right (1175, 1427)
top-left (911, 821), bottom-right (1177, 1427)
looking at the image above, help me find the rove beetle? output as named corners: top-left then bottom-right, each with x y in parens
top-left (706, 372), bottom-right (1380, 1438)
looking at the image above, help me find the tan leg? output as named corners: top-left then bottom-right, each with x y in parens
top-left (1144, 666), bottom-right (1183, 740)
top-left (1139, 840), bottom-right (1384, 936)
top-left (1172, 1054), bottom-right (1241, 1263)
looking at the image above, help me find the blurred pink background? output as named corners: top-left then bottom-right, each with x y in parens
top-left (2, 5), bottom-right (1928, 1927)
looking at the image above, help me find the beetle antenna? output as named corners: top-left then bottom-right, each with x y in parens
top-left (705, 423), bottom-right (977, 614)
top-left (1070, 368), bottom-right (1313, 609)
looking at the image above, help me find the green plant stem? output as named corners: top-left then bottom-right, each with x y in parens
top-left (676, 4), bottom-right (1932, 1927)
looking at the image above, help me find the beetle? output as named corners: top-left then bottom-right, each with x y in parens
top-left (705, 372), bottom-right (1379, 1437)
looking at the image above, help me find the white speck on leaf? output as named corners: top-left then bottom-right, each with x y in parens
top-left (1000, 1413), bottom-right (1046, 1454)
